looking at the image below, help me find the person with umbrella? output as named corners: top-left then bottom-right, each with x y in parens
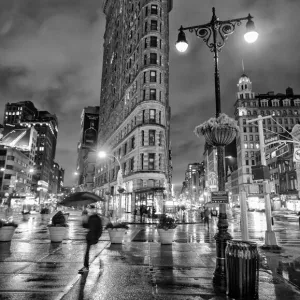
top-left (78, 205), bottom-right (102, 274)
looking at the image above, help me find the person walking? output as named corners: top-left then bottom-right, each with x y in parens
top-left (204, 208), bottom-right (210, 228)
top-left (78, 205), bottom-right (102, 274)
top-left (140, 205), bottom-right (144, 223)
top-left (133, 208), bottom-right (137, 222)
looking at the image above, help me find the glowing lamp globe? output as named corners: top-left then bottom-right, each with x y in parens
top-left (244, 18), bottom-right (258, 43)
top-left (176, 28), bottom-right (188, 52)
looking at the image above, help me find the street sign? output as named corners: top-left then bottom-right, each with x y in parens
top-left (291, 124), bottom-right (300, 141)
top-left (211, 191), bottom-right (229, 203)
top-left (293, 148), bottom-right (300, 162)
top-left (276, 144), bottom-right (289, 157)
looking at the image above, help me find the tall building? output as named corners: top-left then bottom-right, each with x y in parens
top-left (3, 101), bottom-right (58, 200)
top-left (0, 146), bottom-right (33, 199)
top-left (95, 1), bottom-right (173, 215)
top-left (234, 74), bottom-right (300, 211)
top-left (3, 101), bottom-right (37, 125)
top-left (180, 162), bottom-right (204, 207)
top-left (76, 106), bottom-right (99, 191)
top-left (49, 162), bottom-right (64, 194)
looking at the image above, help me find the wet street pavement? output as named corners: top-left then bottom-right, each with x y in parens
top-left (0, 209), bottom-right (299, 299)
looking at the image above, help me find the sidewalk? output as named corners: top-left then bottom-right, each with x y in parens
top-left (50, 241), bottom-right (300, 300)
top-left (1, 238), bottom-right (300, 299)
top-left (0, 211), bottom-right (299, 299)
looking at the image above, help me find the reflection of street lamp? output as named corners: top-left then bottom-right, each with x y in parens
top-left (176, 7), bottom-right (258, 288)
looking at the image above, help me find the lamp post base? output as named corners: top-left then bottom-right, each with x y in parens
top-left (213, 210), bottom-right (232, 289)
top-left (261, 230), bottom-right (281, 250)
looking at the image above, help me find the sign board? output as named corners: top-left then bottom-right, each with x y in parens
top-left (291, 124), bottom-right (300, 142)
top-left (211, 191), bottom-right (229, 203)
top-left (276, 144), bottom-right (289, 157)
top-left (293, 148), bottom-right (300, 162)
top-left (265, 135), bottom-right (278, 145)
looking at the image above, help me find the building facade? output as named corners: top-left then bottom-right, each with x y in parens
top-left (3, 101), bottom-right (58, 202)
top-left (234, 74), bottom-right (300, 211)
top-left (0, 146), bottom-right (33, 200)
top-left (76, 106), bottom-right (99, 191)
top-left (95, 0), bottom-right (173, 216)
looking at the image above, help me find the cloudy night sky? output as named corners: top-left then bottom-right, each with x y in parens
top-left (0, 0), bottom-right (300, 189)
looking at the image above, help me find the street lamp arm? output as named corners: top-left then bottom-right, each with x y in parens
top-left (106, 154), bottom-right (122, 173)
top-left (178, 8), bottom-right (254, 53)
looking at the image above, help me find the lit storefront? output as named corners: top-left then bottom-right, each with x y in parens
top-left (285, 194), bottom-right (300, 212)
top-left (247, 196), bottom-right (265, 211)
top-left (134, 187), bottom-right (165, 214)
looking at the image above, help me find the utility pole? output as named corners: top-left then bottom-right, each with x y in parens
top-left (247, 115), bottom-right (280, 249)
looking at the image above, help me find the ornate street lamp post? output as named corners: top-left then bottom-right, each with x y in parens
top-left (176, 7), bottom-right (258, 288)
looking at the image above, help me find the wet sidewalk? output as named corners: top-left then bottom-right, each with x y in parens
top-left (1, 239), bottom-right (300, 299)
top-left (0, 211), bottom-right (299, 299)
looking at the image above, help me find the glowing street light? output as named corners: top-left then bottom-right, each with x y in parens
top-left (175, 6), bottom-right (258, 288)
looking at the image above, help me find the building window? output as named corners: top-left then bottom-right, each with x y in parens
top-left (151, 4), bottom-right (158, 14)
top-left (150, 53), bottom-right (157, 64)
top-left (150, 36), bottom-right (157, 47)
top-left (159, 111), bottom-right (162, 124)
top-left (141, 154), bottom-right (144, 170)
top-left (130, 157), bottom-right (134, 172)
top-left (141, 130), bottom-right (144, 146)
top-left (131, 136), bottom-right (135, 149)
top-left (149, 130), bottom-right (156, 146)
top-left (244, 135), bottom-right (247, 141)
top-left (142, 110), bottom-right (145, 123)
top-left (144, 21), bottom-right (148, 33)
top-left (150, 71), bottom-right (157, 82)
top-left (148, 153), bottom-right (155, 170)
top-left (143, 89), bottom-right (146, 100)
top-left (124, 143), bottom-right (127, 155)
top-left (149, 109), bottom-right (156, 123)
top-left (159, 131), bottom-right (163, 146)
top-left (150, 19), bottom-right (158, 31)
top-left (144, 54), bottom-right (147, 65)
top-left (150, 89), bottom-right (156, 100)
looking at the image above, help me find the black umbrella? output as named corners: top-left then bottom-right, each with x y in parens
top-left (60, 192), bottom-right (105, 207)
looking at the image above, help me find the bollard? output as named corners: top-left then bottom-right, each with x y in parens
top-left (225, 240), bottom-right (259, 299)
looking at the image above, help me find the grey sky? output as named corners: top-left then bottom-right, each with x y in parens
top-left (0, 0), bottom-right (299, 188)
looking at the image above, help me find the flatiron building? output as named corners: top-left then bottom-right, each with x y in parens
top-left (95, 0), bottom-right (173, 215)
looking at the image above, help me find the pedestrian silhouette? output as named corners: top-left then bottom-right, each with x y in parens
top-left (78, 205), bottom-right (102, 274)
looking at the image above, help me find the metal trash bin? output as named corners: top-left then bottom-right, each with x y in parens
top-left (225, 240), bottom-right (259, 299)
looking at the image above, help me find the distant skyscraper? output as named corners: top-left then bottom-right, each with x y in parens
top-left (95, 1), bottom-right (173, 214)
top-left (3, 101), bottom-right (58, 198)
top-left (76, 106), bottom-right (99, 190)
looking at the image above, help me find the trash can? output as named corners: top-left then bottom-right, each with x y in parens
top-left (225, 240), bottom-right (259, 299)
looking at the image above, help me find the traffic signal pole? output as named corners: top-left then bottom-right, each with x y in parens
top-left (247, 115), bottom-right (280, 249)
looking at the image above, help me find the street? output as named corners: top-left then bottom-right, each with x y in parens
top-left (0, 210), bottom-right (299, 299)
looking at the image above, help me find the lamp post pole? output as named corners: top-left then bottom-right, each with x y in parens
top-left (176, 7), bottom-right (258, 288)
top-left (98, 151), bottom-right (124, 219)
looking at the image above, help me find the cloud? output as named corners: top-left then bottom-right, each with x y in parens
top-left (0, 0), bottom-right (105, 185)
top-left (1, 0), bottom-right (300, 190)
